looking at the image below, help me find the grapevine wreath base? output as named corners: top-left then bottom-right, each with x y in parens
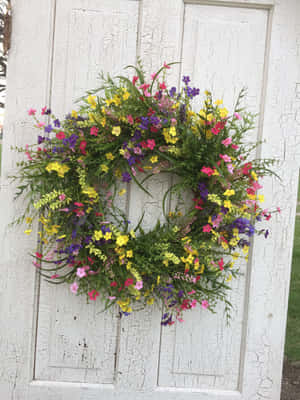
top-left (13, 62), bottom-right (279, 325)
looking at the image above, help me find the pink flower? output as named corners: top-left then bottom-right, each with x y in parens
top-left (127, 115), bottom-right (134, 125)
top-left (51, 274), bottom-right (59, 279)
top-left (221, 137), bottom-right (232, 147)
top-left (36, 122), bottom-right (45, 128)
top-left (90, 126), bottom-right (98, 136)
top-left (219, 154), bottom-right (231, 163)
top-left (234, 112), bottom-right (241, 120)
top-left (131, 166), bottom-right (136, 176)
top-left (203, 224), bottom-right (212, 233)
top-left (88, 290), bottom-right (99, 300)
top-left (211, 126), bottom-right (219, 135)
top-left (163, 62), bottom-right (170, 69)
top-left (41, 106), bottom-right (47, 115)
top-left (135, 281), bottom-right (143, 290)
top-left (109, 296), bottom-right (116, 300)
top-left (252, 181), bottom-right (262, 191)
top-left (133, 146), bottom-right (142, 155)
top-left (201, 300), bottom-right (209, 309)
top-left (147, 139), bottom-right (156, 150)
top-left (277, 207), bottom-right (281, 213)
top-left (28, 108), bottom-right (36, 116)
top-left (201, 166), bottom-right (214, 176)
top-left (191, 299), bottom-right (197, 308)
top-left (227, 164), bottom-right (234, 174)
top-left (59, 208), bottom-right (69, 212)
top-left (33, 261), bottom-right (41, 268)
top-left (231, 144), bottom-right (239, 150)
top-left (132, 76), bottom-right (139, 85)
top-left (59, 193), bottom-right (66, 201)
top-left (70, 282), bottom-right (79, 294)
top-left (151, 73), bottom-right (157, 80)
top-left (159, 82), bottom-right (167, 90)
top-left (144, 90), bottom-right (151, 97)
top-left (76, 267), bottom-right (87, 278)
top-left (45, 250), bottom-right (54, 261)
top-left (56, 131), bottom-right (65, 140)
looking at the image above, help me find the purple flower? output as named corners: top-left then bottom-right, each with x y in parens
top-left (169, 87), bottom-right (176, 97)
top-left (44, 124), bottom-right (53, 133)
top-left (45, 108), bottom-right (51, 115)
top-left (179, 104), bottom-right (186, 123)
top-left (122, 172), bottom-right (132, 182)
top-left (38, 135), bottom-right (45, 144)
top-left (264, 229), bottom-right (269, 238)
top-left (182, 76), bottom-right (190, 85)
top-left (128, 156), bottom-right (136, 166)
top-left (53, 118), bottom-right (61, 127)
top-left (198, 182), bottom-right (208, 200)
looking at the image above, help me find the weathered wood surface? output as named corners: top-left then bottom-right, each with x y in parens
top-left (0, 1), bottom-right (299, 399)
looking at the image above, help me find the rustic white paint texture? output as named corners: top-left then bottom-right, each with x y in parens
top-left (0, 0), bottom-right (299, 399)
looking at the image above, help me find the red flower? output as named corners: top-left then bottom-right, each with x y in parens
top-left (79, 140), bottom-right (87, 155)
top-left (88, 290), bottom-right (99, 301)
top-left (95, 212), bottom-right (103, 217)
top-left (132, 76), bottom-right (139, 85)
top-left (218, 258), bottom-right (224, 271)
top-left (110, 281), bottom-right (117, 287)
top-left (124, 278), bottom-right (134, 287)
top-left (140, 141), bottom-right (148, 148)
top-left (56, 131), bottom-right (65, 140)
top-left (90, 126), bottom-right (98, 136)
top-left (35, 252), bottom-right (43, 259)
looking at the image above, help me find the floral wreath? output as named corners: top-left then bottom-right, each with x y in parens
top-left (13, 62), bottom-right (279, 325)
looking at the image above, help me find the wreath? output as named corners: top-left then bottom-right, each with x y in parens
top-left (12, 62), bottom-right (279, 325)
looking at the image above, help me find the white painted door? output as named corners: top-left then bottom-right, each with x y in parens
top-left (1, 1), bottom-right (299, 399)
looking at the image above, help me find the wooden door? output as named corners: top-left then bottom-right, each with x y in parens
top-left (1, 1), bottom-right (299, 399)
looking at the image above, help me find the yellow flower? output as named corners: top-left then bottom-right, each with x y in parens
top-left (147, 298), bottom-right (155, 305)
top-left (150, 156), bottom-right (158, 163)
top-left (82, 186), bottom-right (98, 199)
top-left (106, 152), bottom-right (115, 160)
top-left (251, 171), bottom-right (258, 181)
top-left (212, 169), bottom-right (219, 176)
top-left (224, 200), bottom-right (232, 209)
top-left (26, 217), bottom-right (32, 224)
top-left (104, 232), bottom-right (112, 240)
top-left (101, 164), bottom-right (109, 173)
top-left (118, 189), bottom-right (126, 196)
top-left (219, 108), bottom-right (228, 118)
top-left (258, 194), bottom-right (264, 203)
top-left (87, 95), bottom-right (97, 109)
top-left (115, 168), bottom-right (122, 178)
top-left (112, 126), bottom-right (121, 136)
top-left (243, 245), bottom-right (249, 254)
top-left (71, 110), bottom-right (78, 118)
top-left (24, 229), bottom-right (32, 235)
top-left (157, 276), bottom-right (160, 285)
top-left (101, 117), bottom-right (106, 127)
top-left (116, 235), bottom-right (129, 247)
top-left (223, 189), bottom-right (235, 197)
top-left (122, 91), bottom-right (130, 100)
top-left (232, 252), bottom-right (239, 260)
top-left (89, 113), bottom-right (96, 122)
top-left (93, 230), bottom-right (103, 241)
top-left (129, 229), bottom-right (136, 239)
top-left (214, 99), bottom-right (223, 105)
top-left (126, 250), bottom-right (133, 258)
top-left (169, 126), bottom-right (176, 137)
top-left (46, 162), bottom-right (70, 178)
top-left (226, 274), bottom-right (232, 282)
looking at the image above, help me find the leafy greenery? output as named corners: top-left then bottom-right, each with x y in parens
top-left (12, 63), bottom-right (278, 325)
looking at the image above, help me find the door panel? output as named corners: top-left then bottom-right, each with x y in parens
top-left (1, 1), bottom-right (299, 399)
